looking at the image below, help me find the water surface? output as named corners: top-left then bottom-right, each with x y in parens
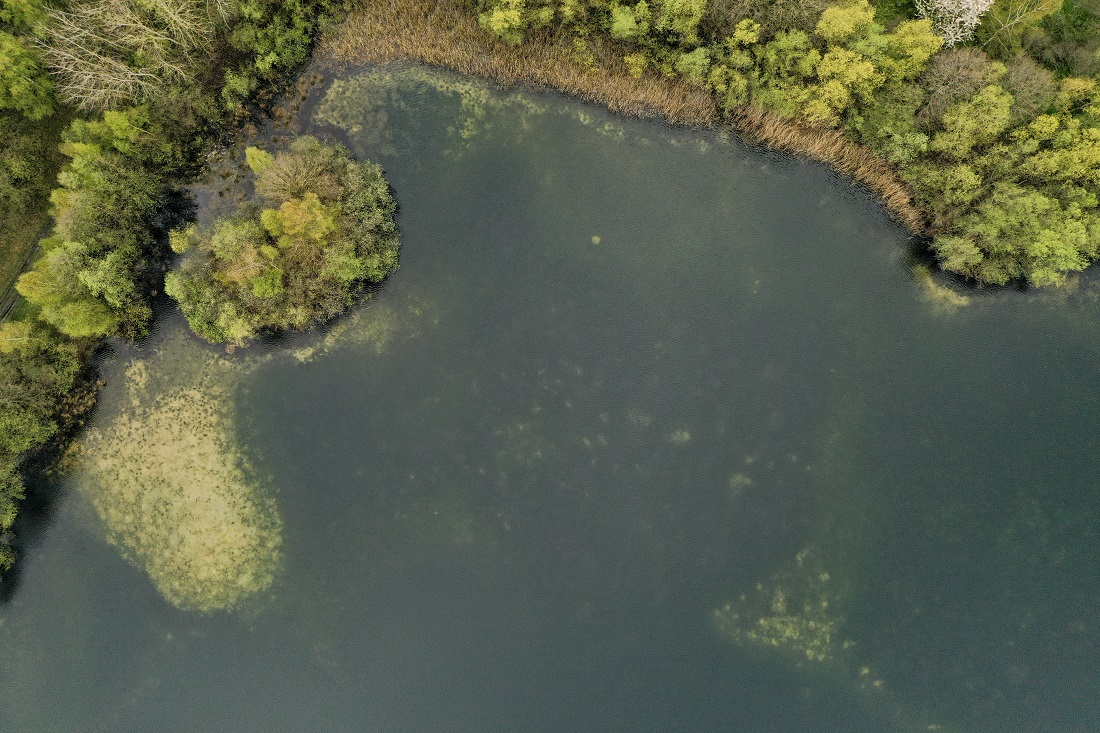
top-left (3, 64), bottom-right (1100, 733)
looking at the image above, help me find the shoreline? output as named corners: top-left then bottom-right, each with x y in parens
top-left (315, 0), bottom-right (716, 126)
top-left (317, 0), bottom-right (925, 233)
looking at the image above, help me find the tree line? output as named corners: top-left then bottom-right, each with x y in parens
top-left (0, 0), bottom-right (350, 577)
top-left (470, 0), bottom-right (1100, 286)
top-left (1, 0), bottom-right (1098, 578)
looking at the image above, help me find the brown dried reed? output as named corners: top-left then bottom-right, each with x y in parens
top-left (317, 0), bottom-right (717, 125)
top-left (319, 0), bottom-right (926, 233)
top-left (730, 105), bottom-right (925, 233)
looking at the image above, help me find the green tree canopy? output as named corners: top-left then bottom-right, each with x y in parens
top-left (167, 137), bottom-right (400, 344)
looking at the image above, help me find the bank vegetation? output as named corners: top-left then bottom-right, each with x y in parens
top-left (0, 0), bottom-right (348, 578)
top-left (324, 0), bottom-right (1100, 288)
top-left (2, 0), bottom-right (1099, 580)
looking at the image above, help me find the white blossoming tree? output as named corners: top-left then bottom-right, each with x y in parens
top-left (915, 0), bottom-right (995, 47)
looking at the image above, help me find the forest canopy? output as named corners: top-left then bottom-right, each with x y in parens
top-left (0, 0), bottom-right (344, 576)
top-left (467, 0), bottom-right (1100, 286)
top-left (165, 136), bottom-right (400, 343)
top-left (2, 0), bottom-right (1100, 579)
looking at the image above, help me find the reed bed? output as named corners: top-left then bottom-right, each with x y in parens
top-left (731, 105), bottom-right (925, 233)
top-left (319, 0), bottom-right (926, 233)
top-left (317, 0), bottom-right (717, 125)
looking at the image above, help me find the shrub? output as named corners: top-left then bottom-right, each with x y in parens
top-left (16, 115), bottom-right (169, 338)
top-left (0, 320), bottom-right (80, 576)
top-left (1001, 53), bottom-right (1056, 122)
top-left (0, 31), bottom-right (54, 120)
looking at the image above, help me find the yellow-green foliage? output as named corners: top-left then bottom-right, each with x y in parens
top-left (166, 136), bottom-right (400, 343)
top-left (929, 84), bottom-right (1014, 158)
top-left (263, 192), bottom-right (338, 243)
top-left (912, 80), bottom-right (1100, 286)
top-left (815, 0), bottom-right (875, 44)
top-left (803, 47), bottom-right (884, 125)
top-left (68, 338), bottom-right (282, 612)
top-left (478, 0), bottom-right (554, 45)
top-left (245, 146), bottom-right (274, 175)
top-left (653, 0), bottom-right (707, 44)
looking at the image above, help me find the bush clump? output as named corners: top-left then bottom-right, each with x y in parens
top-left (166, 136), bottom-right (400, 343)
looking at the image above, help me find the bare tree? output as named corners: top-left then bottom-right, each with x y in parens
top-left (915, 0), bottom-right (995, 47)
top-left (1003, 52), bottom-right (1056, 122)
top-left (978, 0), bottom-right (1063, 55)
top-left (38, 0), bottom-right (217, 111)
top-left (917, 46), bottom-right (994, 129)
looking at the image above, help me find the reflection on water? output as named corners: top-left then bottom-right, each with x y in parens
top-left (2, 63), bottom-right (1100, 733)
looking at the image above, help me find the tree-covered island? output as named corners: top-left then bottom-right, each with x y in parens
top-left (166, 137), bottom-right (399, 343)
top-left (1, 0), bottom-right (1100, 578)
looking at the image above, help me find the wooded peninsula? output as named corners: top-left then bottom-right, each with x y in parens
top-left (1, 0), bottom-right (1099, 578)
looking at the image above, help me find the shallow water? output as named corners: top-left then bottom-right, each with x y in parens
top-left (3, 64), bottom-right (1100, 732)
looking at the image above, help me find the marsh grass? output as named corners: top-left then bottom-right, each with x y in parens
top-left (317, 0), bottom-right (717, 125)
top-left (320, 0), bottom-right (926, 233)
top-left (729, 105), bottom-right (925, 232)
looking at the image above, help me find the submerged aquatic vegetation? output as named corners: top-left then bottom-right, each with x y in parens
top-left (315, 64), bottom-right (667, 162)
top-left (290, 292), bottom-right (440, 363)
top-left (913, 264), bottom-right (971, 312)
top-left (714, 546), bottom-right (852, 665)
top-left (315, 65), bottom-right (547, 155)
top-left (668, 427), bottom-right (692, 445)
top-left (67, 334), bottom-right (282, 612)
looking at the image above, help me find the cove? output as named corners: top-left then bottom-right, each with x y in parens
top-left (3, 63), bottom-right (1100, 733)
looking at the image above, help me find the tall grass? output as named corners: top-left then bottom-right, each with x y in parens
top-left (319, 0), bottom-right (925, 233)
top-left (731, 105), bottom-right (925, 232)
top-left (317, 0), bottom-right (717, 125)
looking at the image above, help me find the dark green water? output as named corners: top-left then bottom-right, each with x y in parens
top-left (4, 64), bottom-right (1100, 732)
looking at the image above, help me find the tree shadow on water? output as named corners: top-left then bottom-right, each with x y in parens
top-left (0, 460), bottom-right (74, 606)
top-left (0, 341), bottom-right (115, 607)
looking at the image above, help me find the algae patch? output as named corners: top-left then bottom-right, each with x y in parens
top-left (715, 547), bottom-right (851, 665)
top-left (290, 292), bottom-right (440, 363)
top-left (314, 65), bottom-right (546, 156)
top-left (314, 65), bottom-right (655, 159)
top-left (68, 335), bottom-right (282, 612)
top-left (914, 265), bottom-right (971, 312)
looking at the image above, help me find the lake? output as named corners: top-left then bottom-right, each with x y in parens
top-left (3, 63), bottom-right (1100, 733)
